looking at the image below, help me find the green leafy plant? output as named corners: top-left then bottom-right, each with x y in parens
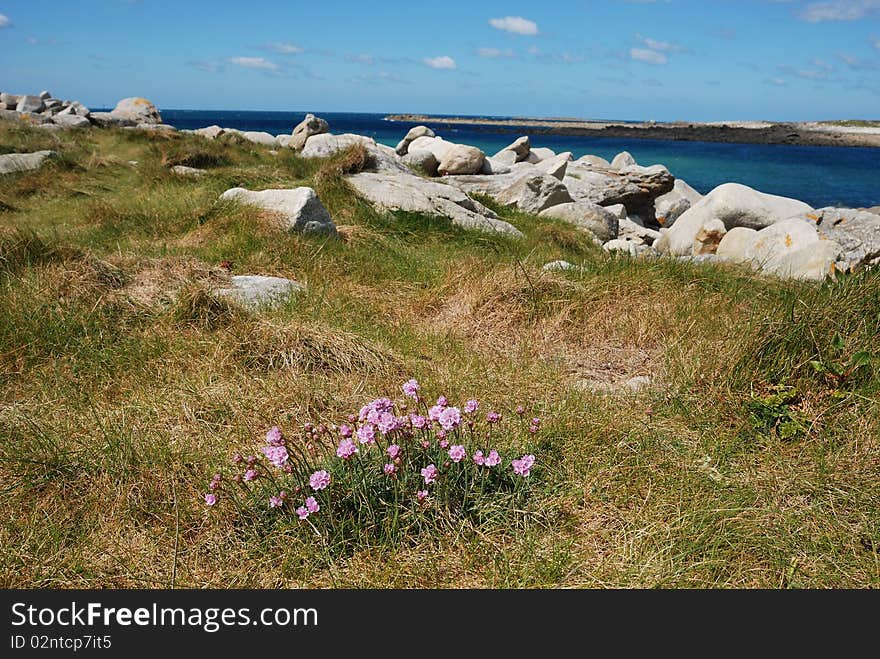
top-left (747, 385), bottom-right (809, 442)
top-left (809, 333), bottom-right (873, 387)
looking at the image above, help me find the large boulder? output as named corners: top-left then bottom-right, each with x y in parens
top-left (220, 187), bottom-right (337, 237)
top-left (401, 149), bottom-right (439, 176)
top-left (494, 136), bottom-right (531, 163)
top-left (692, 219), bottom-right (727, 255)
top-left (575, 155), bottom-right (611, 168)
top-left (529, 147), bottom-right (556, 163)
top-left (0, 93), bottom-right (21, 110)
top-left (242, 131), bottom-right (277, 146)
top-left (610, 151), bottom-right (637, 170)
top-left (346, 170), bottom-right (522, 237)
top-left (52, 114), bottom-right (91, 129)
top-left (535, 153), bottom-right (571, 181)
top-left (480, 157), bottom-right (512, 175)
top-left (195, 125), bottom-right (225, 140)
top-left (654, 183), bottom-right (813, 256)
top-left (655, 178), bottom-right (703, 227)
top-left (16, 95), bottom-right (45, 114)
top-left (618, 217), bottom-right (661, 245)
top-left (300, 133), bottom-right (408, 173)
top-left (0, 151), bottom-right (57, 175)
top-left (538, 201), bottom-right (618, 242)
top-left (408, 136), bottom-right (453, 161)
top-left (215, 275), bottom-right (305, 309)
top-left (90, 112), bottom-right (136, 128)
top-left (716, 227), bottom-right (758, 263)
top-left (438, 144), bottom-right (485, 176)
top-left (291, 113), bottom-right (329, 151)
top-left (801, 207), bottom-right (880, 272)
top-left (111, 97), bottom-right (162, 124)
top-left (564, 162), bottom-right (674, 220)
top-left (496, 173), bottom-right (573, 215)
top-left (395, 125), bottom-right (435, 155)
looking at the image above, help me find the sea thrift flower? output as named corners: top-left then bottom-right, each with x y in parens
top-left (246, 455), bottom-right (257, 466)
top-left (485, 450), bottom-right (501, 467)
top-left (384, 463), bottom-right (396, 476)
top-left (209, 479), bottom-right (220, 490)
top-left (438, 406), bottom-right (462, 431)
top-left (244, 469), bottom-right (258, 482)
top-left (421, 440), bottom-right (430, 449)
top-left (448, 445), bottom-right (466, 463)
top-left (377, 412), bottom-right (397, 435)
top-left (411, 414), bottom-right (427, 429)
top-left (402, 379), bottom-right (420, 399)
top-left (417, 490), bottom-right (428, 502)
top-left (487, 411), bottom-right (501, 424)
top-left (261, 445), bottom-right (289, 468)
top-left (309, 470), bottom-right (331, 491)
top-left (428, 405), bottom-right (444, 422)
top-left (357, 424), bottom-right (376, 445)
top-left (464, 399), bottom-right (479, 414)
top-left (269, 495), bottom-right (284, 508)
top-left (296, 506), bottom-right (310, 520)
top-left (233, 453), bottom-right (243, 464)
top-left (265, 426), bottom-right (283, 445)
top-left (515, 405), bottom-right (525, 416)
top-left (473, 450), bottom-right (485, 466)
top-left (305, 496), bottom-right (320, 513)
top-left (421, 464), bottom-right (438, 485)
top-left (339, 424), bottom-right (353, 438)
top-left (387, 444), bottom-right (401, 460)
top-left (336, 438), bottom-right (359, 459)
top-left (512, 454), bottom-right (536, 477)
top-left (204, 493), bottom-right (217, 506)
top-left (439, 439), bottom-right (449, 449)
top-left (436, 396), bottom-right (448, 407)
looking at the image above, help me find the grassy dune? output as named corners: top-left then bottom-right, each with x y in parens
top-left (0, 122), bottom-right (878, 588)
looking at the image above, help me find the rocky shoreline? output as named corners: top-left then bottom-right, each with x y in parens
top-left (386, 114), bottom-right (880, 148)
top-left (3, 92), bottom-right (879, 287)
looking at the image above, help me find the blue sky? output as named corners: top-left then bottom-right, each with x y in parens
top-left (1, 0), bottom-right (879, 120)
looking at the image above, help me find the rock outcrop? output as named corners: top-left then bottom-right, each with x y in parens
top-left (291, 113), bottom-right (329, 151)
top-left (220, 187), bottom-right (337, 237)
top-left (0, 150), bottom-right (56, 175)
top-left (215, 275), bottom-right (305, 309)
top-left (111, 97), bottom-right (162, 124)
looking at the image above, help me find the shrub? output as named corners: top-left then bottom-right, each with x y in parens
top-left (205, 379), bottom-right (542, 550)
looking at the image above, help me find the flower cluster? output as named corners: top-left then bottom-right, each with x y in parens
top-left (204, 379), bottom-right (541, 543)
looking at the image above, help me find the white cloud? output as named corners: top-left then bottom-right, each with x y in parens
top-left (635, 34), bottom-right (685, 53)
top-left (799, 0), bottom-right (880, 22)
top-left (477, 47), bottom-right (515, 58)
top-left (764, 77), bottom-right (789, 87)
top-left (0, 14), bottom-right (11, 28)
top-left (265, 42), bottom-right (303, 54)
top-left (872, 35), bottom-right (880, 49)
top-left (630, 48), bottom-right (668, 64)
top-left (227, 56), bottom-right (278, 70)
top-left (346, 53), bottom-right (375, 65)
top-left (489, 16), bottom-right (539, 35)
top-left (423, 55), bottom-right (456, 69)
top-left (838, 53), bottom-right (879, 70)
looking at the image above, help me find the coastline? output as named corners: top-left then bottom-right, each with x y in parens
top-left (385, 114), bottom-right (880, 148)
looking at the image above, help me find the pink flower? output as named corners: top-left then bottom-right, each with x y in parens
top-left (387, 444), bottom-right (401, 459)
top-left (356, 424), bottom-right (376, 445)
top-left (209, 479), bottom-right (220, 490)
top-left (485, 450), bottom-right (501, 467)
top-left (472, 450), bottom-right (485, 466)
top-left (309, 470), bottom-right (331, 491)
top-left (261, 444), bottom-right (289, 468)
top-left (384, 463), bottom-right (396, 476)
top-left (377, 412), bottom-right (397, 435)
top-left (421, 440), bottom-right (430, 449)
top-left (436, 396), bottom-right (448, 407)
top-left (438, 406), bottom-right (462, 431)
top-left (233, 453), bottom-right (243, 464)
top-left (339, 424), bottom-right (353, 438)
top-left (269, 495), bottom-right (284, 508)
top-left (439, 439), bottom-right (449, 449)
top-left (486, 411), bottom-right (501, 424)
top-left (243, 469), bottom-right (258, 482)
top-left (305, 496), bottom-right (320, 513)
top-left (428, 405), bottom-right (443, 422)
top-left (402, 379), bottom-right (420, 399)
top-left (448, 445), bottom-right (466, 463)
top-left (296, 506), bottom-right (310, 520)
top-left (204, 493), bottom-right (217, 506)
top-left (336, 438), bottom-right (359, 459)
top-left (411, 414), bottom-right (427, 429)
top-left (265, 426), bottom-right (283, 445)
top-left (421, 464), bottom-right (438, 485)
top-left (512, 454), bottom-right (536, 477)
top-left (531, 417), bottom-right (541, 426)
top-left (515, 405), bottom-right (525, 416)
top-left (417, 490), bottom-right (429, 502)
top-left (464, 399), bottom-right (479, 414)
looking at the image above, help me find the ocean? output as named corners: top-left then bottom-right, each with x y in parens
top-left (160, 110), bottom-right (880, 209)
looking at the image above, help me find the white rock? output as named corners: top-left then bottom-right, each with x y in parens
top-left (745, 218), bottom-right (822, 269)
top-left (242, 131), bottom-right (277, 146)
top-left (535, 153), bottom-right (571, 181)
top-left (716, 227), bottom-right (758, 263)
top-left (347, 170), bottom-right (522, 237)
top-left (408, 136), bottom-right (453, 162)
top-left (438, 144), bottom-right (485, 176)
top-left (195, 125), bottom-right (224, 140)
top-left (275, 135), bottom-right (293, 148)
top-left (291, 113), bottom-right (329, 150)
top-left (603, 239), bottom-right (640, 256)
top-left (495, 136), bottom-right (530, 163)
top-left (0, 150), bottom-right (57, 175)
top-left (52, 114), bottom-right (91, 129)
top-left (575, 155), bottom-right (611, 168)
top-left (300, 133), bottom-right (408, 173)
top-left (529, 147), bottom-right (556, 162)
top-left (539, 201), bottom-right (618, 242)
top-left (620, 217), bottom-right (661, 245)
top-left (610, 151), bottom-right (637, 170)
top-left (171, 165), bottom-right (207, 177)
top-left (220, 187), bottom-right (337, 236)
top-left (543, 260), bottom-right (578, 272)
top-left (90, 112), bottom-right (136, 128)
top-left (401, 149), bottom-right (439, 176)
top-left (480, 157), bottom-right (512, 175)
top-left (656, 178), bottom-right (703, 227)
top-left (215, 275), bottom-right (305, 309)
top-left (16, 95), bottom-right (45, 114)
top-left (38, 91), bottom-right (52, 100)
top-left (764, 239), bottom-right (842, 281)
top-left (496, 173), bottom-right (573, 215)
top-left (692, 218), bottom-right (727, 255)
top-left (395, 125), bottom-right (435, 155)
top-left (654, 183), bottom-right (813, 256)
top-left (492, 149), bottom-right (520, 166)
top-left (605, 204), bottom-right (627, 220)
top-left (111, 97), bottom-right (162, 124)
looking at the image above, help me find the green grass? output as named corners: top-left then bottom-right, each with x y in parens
top-left (0, 122), bottom-right (878, 588)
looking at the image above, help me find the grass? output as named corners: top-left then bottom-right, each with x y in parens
top-left (0, 121), bottom-right (878, 588)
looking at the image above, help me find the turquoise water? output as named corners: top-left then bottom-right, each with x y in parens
top-left (160, 110), bottom-right (880, 209)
